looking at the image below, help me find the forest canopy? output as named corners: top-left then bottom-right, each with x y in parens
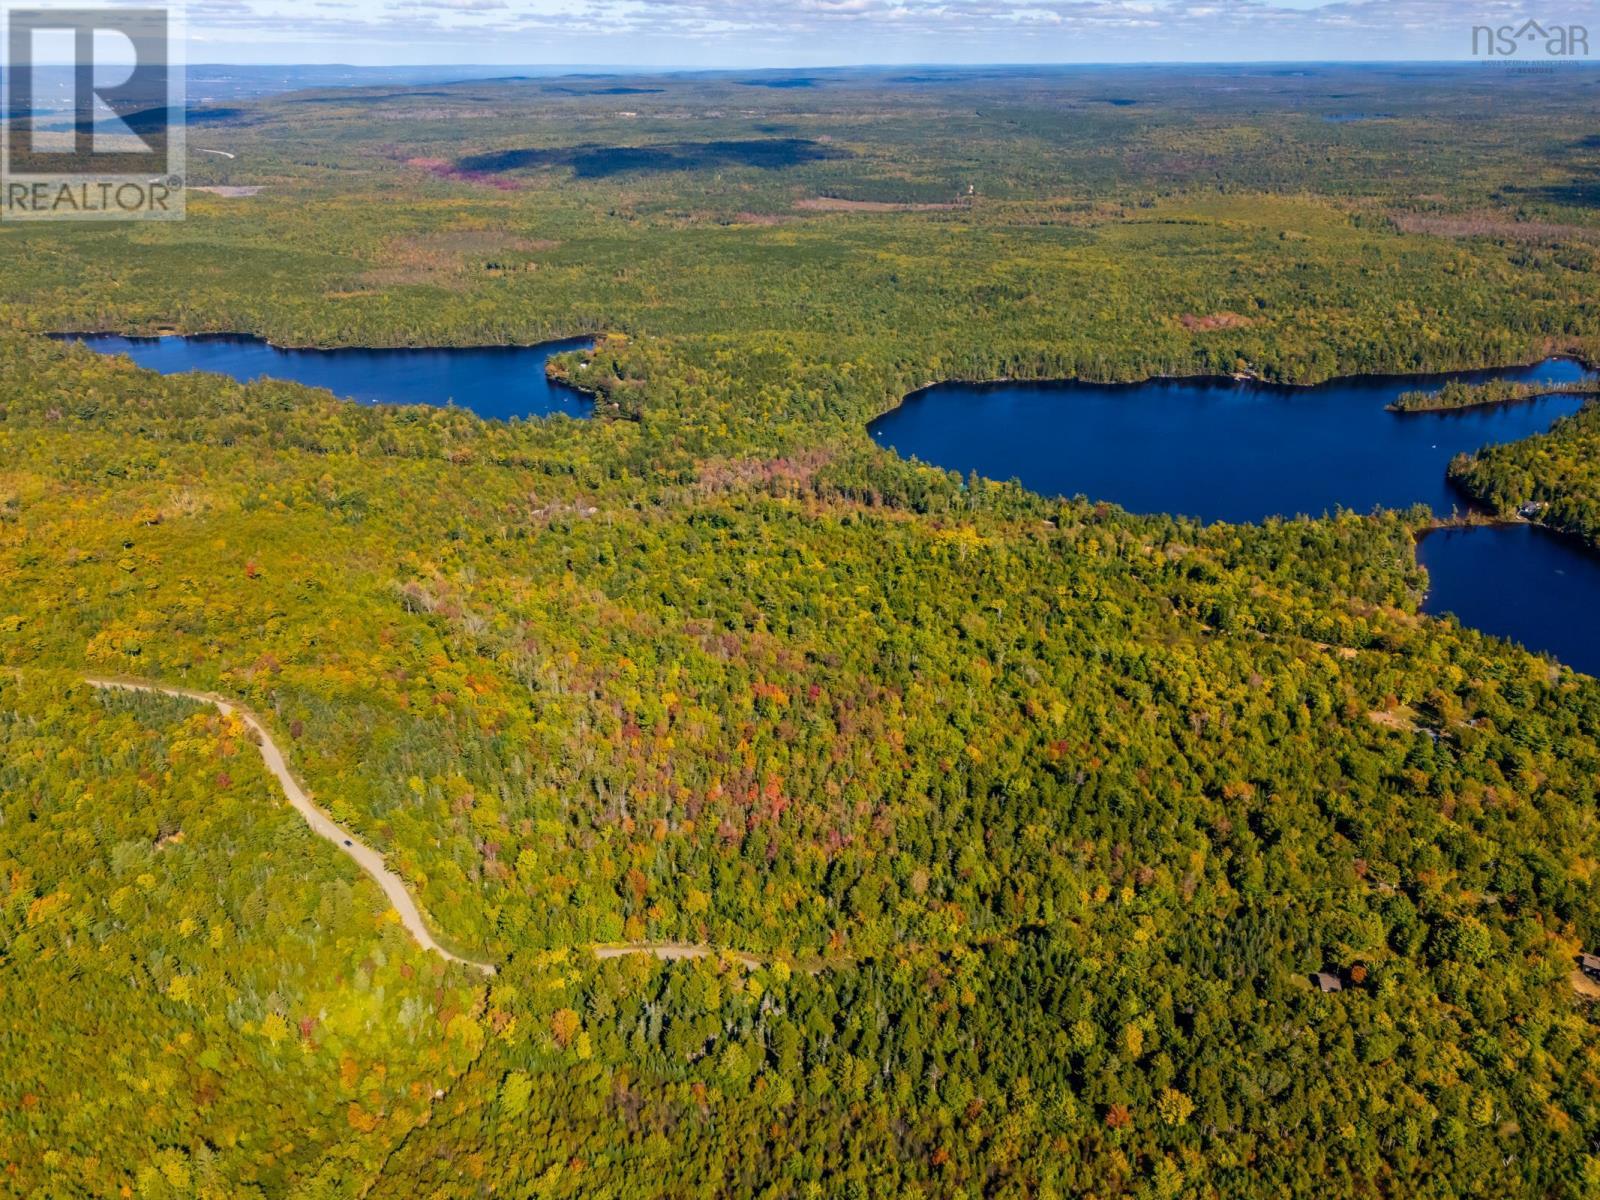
top-left (3, 63), bottom-right (1600, 1198)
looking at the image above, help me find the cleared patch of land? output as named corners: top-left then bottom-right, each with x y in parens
top-left (356, 229), bottom-right (558, 287)
top-left (1367, 707), bottom-right (1420, 733)
top-left (1393, 212), bottom-right (1598, 242)
top-left (1179, 311), bottom-right (1255, 332)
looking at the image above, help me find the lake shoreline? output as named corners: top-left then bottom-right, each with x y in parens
top-left (47, 328), bottom-right (600, 355)
top-left (48, 330), bottom-right (1594, 417)
top-left (889, 352), bottom-right (1596, 412)
top-left (1387, 382), bottom-right (1600, 415)
top-left (1416, 508), bottom-right (1597, 553)
top-left (56, 331), bottom-right (601, 422)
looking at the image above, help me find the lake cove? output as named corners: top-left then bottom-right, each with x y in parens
top-left (1418, 524), bottom-right (1600, 677)
top-left (58, 333), bottom-right (596, 421)
top-left (870, 357), bottom-right (1600, 673)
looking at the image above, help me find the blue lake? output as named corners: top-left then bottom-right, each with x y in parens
top-left (59, 332), bottom-right (595, 421)
top-left (871, 357), bottom-right (1600, 673)
top-left (870, 358), bottom-right (1592, 524)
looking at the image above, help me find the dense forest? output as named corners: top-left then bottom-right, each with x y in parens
top-left (4, 64), bottom-right (1600, 1197)
top-left (1451, 402), bottom-right (1600, 546)
top-left (0, 672), bottom-right (485, 1196)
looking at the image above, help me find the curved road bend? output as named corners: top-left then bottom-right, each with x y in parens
top-left (86, 677), bottom-right (803, 977)
top-left (86, 677), bottom-right (498, 976)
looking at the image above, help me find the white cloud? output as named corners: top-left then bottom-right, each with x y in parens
top-left (176, 0), bottom-right (1600, 65)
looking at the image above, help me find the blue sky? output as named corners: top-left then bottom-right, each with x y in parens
top-left (166, 0), bottom-right (1600, 66)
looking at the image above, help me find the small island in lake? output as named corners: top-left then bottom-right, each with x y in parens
top-left (1388, 375), bottom-right (1599, 412)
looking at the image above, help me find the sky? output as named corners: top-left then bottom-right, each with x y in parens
top-left (25, 0), bottom-right (1600, 67)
